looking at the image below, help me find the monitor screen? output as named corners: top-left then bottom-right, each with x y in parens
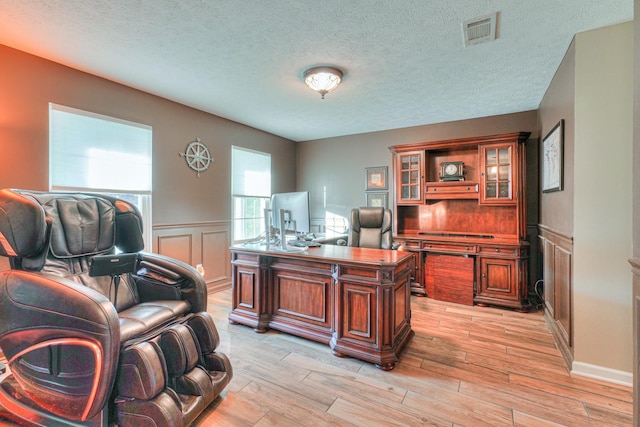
top-left (270, 191), bottom-right (310, 235)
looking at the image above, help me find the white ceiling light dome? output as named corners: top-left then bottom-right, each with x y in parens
top-left (303, 66), bottom-right (343, 99)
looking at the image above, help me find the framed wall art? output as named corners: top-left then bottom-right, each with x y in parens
top-left (542, 120), bottom-right (564, 193)
top-left (365, 166), bottom-right (388, 191)
top-left (366, 192), bottom-right (388, 208)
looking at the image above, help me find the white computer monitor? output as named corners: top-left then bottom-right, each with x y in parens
top-left (270, 191), bottom-right (310, 236)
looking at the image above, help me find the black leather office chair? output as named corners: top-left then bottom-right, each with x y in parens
top-left (346, 207), bottom-right (393, 249)
top-left (0, 189), bottom-right (232, 426)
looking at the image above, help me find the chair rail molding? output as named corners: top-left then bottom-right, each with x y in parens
top-left (153, 221), bottom-right (232, 293)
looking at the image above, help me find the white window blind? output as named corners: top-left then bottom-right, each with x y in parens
top-left (49, 104), bottom-right (152, 194)
top-left (231, 146), bottom-right (271, 242)
top-left (231, 146), bottom-right (271, 197)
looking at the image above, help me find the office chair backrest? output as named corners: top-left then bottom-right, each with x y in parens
top-left (348, 207), bottom-right (393, 249)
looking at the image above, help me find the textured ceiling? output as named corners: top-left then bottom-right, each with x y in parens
top-left (0, 1), bottom-right (633, 142)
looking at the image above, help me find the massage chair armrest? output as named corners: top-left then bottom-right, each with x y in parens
top-left (134, 252), bottom-right (207, 313)
top-left (0, 270), bottom-right (120, 420)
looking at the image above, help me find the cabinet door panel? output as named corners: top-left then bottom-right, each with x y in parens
top-left (395, 151), bottom-right (424, 204)
top-left (542, 238), bottom-right (555, 316)
top-left (554, 246), bottom-right (572, 345)
top-left (236, 268), bottom-right (257, 312)
top-left (339, 283), bottom-right (376, 342)
top-left (479, 143), bottom-right (516, 205)
top-left (478, 257), bottom-right (517, 298)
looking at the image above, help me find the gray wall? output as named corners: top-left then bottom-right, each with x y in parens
top-left (297, 111), bottom-right (538, 229)
top-left (538, 22), bottom-right (634, 377)
top-left (573, 22), bottom-right (633, 375)
top-left (0, 44), bottom-right (297, 275)
top-left (538, 39), bottom-right (575, 234)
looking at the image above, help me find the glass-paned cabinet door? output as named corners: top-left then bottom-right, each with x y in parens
top-left (479, 143), bottom-right (515, 205)
top-left (396, 151), bottom-right (424, 204)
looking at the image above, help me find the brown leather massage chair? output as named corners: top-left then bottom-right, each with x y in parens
top-left (0, 189), bottom-right (232, 426)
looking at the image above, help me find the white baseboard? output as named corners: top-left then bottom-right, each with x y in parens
top-left (571, 361), bottom-right (633, 387)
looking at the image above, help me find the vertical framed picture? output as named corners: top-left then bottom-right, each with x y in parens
top-left (365, 166), bottom-right (388, 191)
top-left (366, 192), bottom-right (388, 208)
top-left (542, 120), bottom-right (564, 193)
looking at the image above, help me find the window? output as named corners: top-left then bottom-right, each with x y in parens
top-left (232, 146), bottom-right (271, 242)
top-left (49, 104), bottom-right (153, 250)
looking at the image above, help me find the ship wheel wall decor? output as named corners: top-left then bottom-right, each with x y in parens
top-left (180, 138), bottom-right (213, 177)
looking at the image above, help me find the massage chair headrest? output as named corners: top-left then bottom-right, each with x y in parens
top-left (0, 189), bottom-right (47, 258)
top-left (0, 189), bottom-right (144, 261)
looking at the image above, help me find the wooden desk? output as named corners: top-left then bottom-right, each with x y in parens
top-left (229, 244), bottom-right (413, 370)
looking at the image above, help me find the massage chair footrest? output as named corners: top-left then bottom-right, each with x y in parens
top-left (115, 318), bottom-right (230, 427)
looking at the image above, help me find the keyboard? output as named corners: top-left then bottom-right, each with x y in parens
top-left (289, 239), bottom-right (321, 248)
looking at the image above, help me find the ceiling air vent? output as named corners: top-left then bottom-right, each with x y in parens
top-left (463, 12), bottom-right (498, 47)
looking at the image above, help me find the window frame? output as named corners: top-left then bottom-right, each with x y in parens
top-left (48, 103), bottom-right (153, 250)
top-left (231, 146), bottom-right (271, 243)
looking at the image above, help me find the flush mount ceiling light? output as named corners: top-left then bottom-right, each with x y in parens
top-left (303, 66), bottom-right (343, 99)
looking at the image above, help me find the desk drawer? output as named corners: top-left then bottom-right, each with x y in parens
top-left (397, 239), bottom-right (422, 250)
top-left (423, 242), bottom-right (476, 254)
top-left (425, 182), bottom-right (479, 200)
top-left (478, 246), bottom-right (520, 256)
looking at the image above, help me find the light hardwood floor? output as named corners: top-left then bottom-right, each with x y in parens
top-left (0, 290), bottom-right (632, 426)
top-left (195, 289), bottom-right (633, 427)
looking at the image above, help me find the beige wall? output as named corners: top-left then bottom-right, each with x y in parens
top-left (573, 22), bottom-right (633, 374)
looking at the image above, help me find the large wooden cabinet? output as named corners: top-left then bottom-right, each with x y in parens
top-left (390, 132), bottom-right (531, 311)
